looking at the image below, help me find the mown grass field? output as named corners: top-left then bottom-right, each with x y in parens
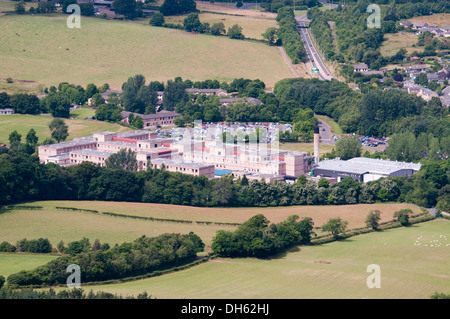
top-left (0, 200), bottom-right (424, 248)
top-left (49, 218), bottom-right (450, 299)
top-left (0, 253), bottom-right (57, 278)
top-left (0, 14), bottom-right (294, 90)
top-left (279, 141), bottom-right (335, 156)
top-left (0, 111), bottom-right (129, 145)
top-left (163, 12), bottom-right (278, 40)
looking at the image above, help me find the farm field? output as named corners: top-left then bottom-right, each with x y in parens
top-left (0, 0), bottom-right (37, 13)
top-left (380, 32), bottom-right (423, 57)
top-left (0, 14), bottom-right (294, 90)
top-left (0, 112), bottom-right (129, 145)
top-left (0, 200), bottom-right (424, 248)
top-left (50, 218), bottom-right (450, 299)
top-left (408, 13), bottom-right (450, 28)
top-left (194, 1), bottom-right (277, 19)
top-left (164, 12), bottom-right (278, 40)
top-left (0, 253), bottom-right (57, 278)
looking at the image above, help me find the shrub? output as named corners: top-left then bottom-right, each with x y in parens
top-left (0, 241), bottom-right (16, 252)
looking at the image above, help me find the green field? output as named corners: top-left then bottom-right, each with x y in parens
top-left (0, 253), bottom-right (57, 278)
top-left (0, 14), bottom-right (294, 90)
top-left (49, 219), bottom-right (450, 299)
top-left (1, 201), bottom-right (445, 299)
top-left (0, 111), bottom-right (129, 145)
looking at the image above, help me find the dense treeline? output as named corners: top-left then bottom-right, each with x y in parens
top-left (211, 214), bottom-right (314, 258)
top-left (0, 144), bottom-right (448, 211)
top-left (273, 78), bottom-right (449, 139)
top-left (308, 0), bottom-right (450, 68)
top-left (0, 286), bottom-right (152, 299)
top-left (276, 7), bottom-right (307, 64)
top-left (7, 232), bottom-right (204, 287)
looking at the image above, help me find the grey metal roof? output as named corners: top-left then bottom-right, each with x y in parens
top-left (315, 157), bottom-right (421, 175)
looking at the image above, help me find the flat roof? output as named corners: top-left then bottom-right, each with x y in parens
top-left (151, 158), bottom-right (214, 168)
top-left (99, 140), bottom-right (136, 146)
top-left (40, 137), bottom-right (96, 149)
top-left (315, 157), bottom-right (421, 175)
top-left (70, 149), bottom-right (112, 157)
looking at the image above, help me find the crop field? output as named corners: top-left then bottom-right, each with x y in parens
top-left (0, 14), bottom-right (294, 90)
top-left (163, 12), bottom-right (278, 40)
top-left (0, 111), bottom-right (129, 145)
top-left (0, 201), bottom-right (424, 248)
top-left (50, 218), bottom-right (450, 299)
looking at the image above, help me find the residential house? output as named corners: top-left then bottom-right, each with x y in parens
top-left (412, 22), bottom-right (428, 30)
top-left (0, 108), bottom-right (14, 115)
top-left (417, 87), bottom-right (438, 101)
top-left (121, 110), bottom-right (182, 128)
top-left (399, 20), bottom-right (412, 28)
top-left (185, 88), bottom-right (228, 96)
top-left (353, 63), bottom-right (369, 73)
top-left (404, 64), bottom-right (431, 73)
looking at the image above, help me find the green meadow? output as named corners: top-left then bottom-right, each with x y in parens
top-left (50, 219), bottom-right (450, 299)
top-left (0, 111), bottom-right (129, 145)
top-left (0, 14), bottom-right (294, 90)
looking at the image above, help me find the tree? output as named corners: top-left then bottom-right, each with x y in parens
top-left (211, 22), bottom-right (226, 36)
top-left (48, 118), bottom-right (69, 143)
top-left (183, 13), bottom-right (201, 32)
top-left (132, 115), bottom-right (144, 129)
top-left (335, 136), bottom-right (361, 160)
top-left (318, 178), bottom-right (330, 188)
top-left (366, 210), bottom-right (382, 230)
top-left (9, 130), bottom-right (21, 145)
top-left (262, 27), bottom-right (278, 45)
top-left (394, 209), bottom-right (412, 226)
top-left (14, 2), bottom-right (25, 14)
top-left (150, 12), bottom-right (165, 26)
top-left (105, 148), bottom-right (138, 172)
top-left (43, 92), bottom-right (71, 118)
top-left (160, 0), bottom-right (196, 16)
top-left (67, 238), bottom-right (91, 256)
top-left (414, 72), bottom-right (428, 86)
top-left (85, 83), bottom-right (98, 99)
top-left (321, 217), bottom-right (348, 238)
top-left (9, 94), bottom-right (41, 115)
top-left (113, 0), bottom-right (137, 19)
top-left (25, 128), bottom-right (38, 146)
top-left (228, 24), bottom-right (244, 39)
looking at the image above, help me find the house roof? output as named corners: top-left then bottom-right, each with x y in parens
top-left (353, 63), bottom-right (368, 69)
top-left (121, 110), bottom-right (182, 120)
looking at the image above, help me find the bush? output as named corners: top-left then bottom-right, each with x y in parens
top-left (16, 238), bottom-right (52, 253)
top-left (0, 241), bottom-right (16, 252)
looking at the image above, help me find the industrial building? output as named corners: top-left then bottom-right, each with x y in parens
top-left (312, 157), bottom-right (422, 182)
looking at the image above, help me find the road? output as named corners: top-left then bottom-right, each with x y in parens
top-left (295, 15), bottom-right (333, 81)
top-left (317, 117), bottom-right (388, 153)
